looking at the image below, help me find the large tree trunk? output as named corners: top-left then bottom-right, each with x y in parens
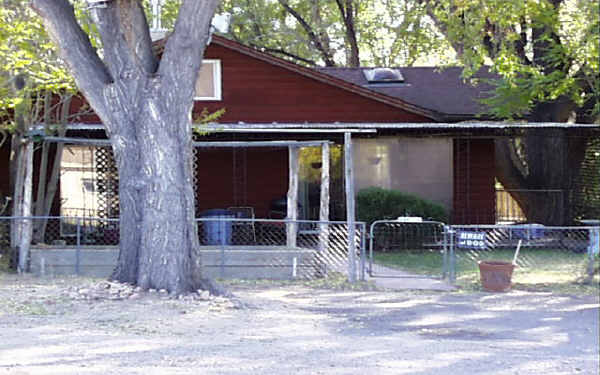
top-left (32, 0), bottom-right (220, 293)
top-left (110, 101), bottom-right (202, 293)
top-left (496, 129), bottom-right (588, 225)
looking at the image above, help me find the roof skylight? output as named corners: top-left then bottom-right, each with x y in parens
top-left (363, 68), bottom-right (404, 84)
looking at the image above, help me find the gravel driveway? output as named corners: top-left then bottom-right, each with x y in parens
top-left (0, 274), bottom-right (598, 375)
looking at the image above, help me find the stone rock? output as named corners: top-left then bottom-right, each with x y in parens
top-left (198, 290), bottom-right (210, 300)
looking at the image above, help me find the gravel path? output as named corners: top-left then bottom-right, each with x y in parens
top-left (0, 274), bottom-right (598, 375)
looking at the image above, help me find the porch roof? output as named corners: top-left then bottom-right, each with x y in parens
top-left (49, 121), bottom-right (600, 132)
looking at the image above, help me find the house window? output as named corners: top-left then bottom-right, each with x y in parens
top-left (194, 59), bottom-right (222, 101)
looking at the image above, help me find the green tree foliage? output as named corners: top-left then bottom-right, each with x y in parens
top-left (211, 0), bottom-right (598, 121)
top-left (0, 0), bottom-right (100, 134)
top-left (219, 0), bottom-right (452, 67)
top-left (426, 0), bottom-right (599, 122)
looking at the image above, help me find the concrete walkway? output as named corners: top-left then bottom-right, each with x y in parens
top-left (365, 264), bottom-right (456, 291)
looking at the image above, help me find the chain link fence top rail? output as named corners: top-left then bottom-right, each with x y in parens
top-left (448, 224), bottom-right (599, 286)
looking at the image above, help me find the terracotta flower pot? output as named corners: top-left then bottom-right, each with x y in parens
top-left (478, 261), bottom-right (515, 292)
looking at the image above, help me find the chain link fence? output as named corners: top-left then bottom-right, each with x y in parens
top-left (195, 218), bottom-right (365, 280)
top-left (0, 216), bottom-right (366, 281)
top-left (447, 225), bottom-right (599, 286)
top-left (367, 220), bottom-right (599, 288)
top-left (368, 220), bottom-right (447, 279)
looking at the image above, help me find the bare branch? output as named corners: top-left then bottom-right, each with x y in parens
top-left (249, 44), bottom-right (317, 66)
top-left (91, 0), bottom-right (157, 77)
top-left (30, 0), bottom-right (111, 115)
top-left (277, 0), bottom-right (337, 66)
top-left (159, 0), bottom-right (220, 99)
top-left (418, 0), bottom-right (465, 58)
top-left (334, 0), bottom-right (359, 66)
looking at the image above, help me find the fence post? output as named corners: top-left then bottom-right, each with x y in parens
top-left (220, 219), bottom-right (225, 278)
top-left (368, 222), bottom-right (374, 277)
top-left (359, 223), bottom-right (366, 281)
top-left (75, 218), bottom-right (81, 276)
top-left (448, 227), bottom-right (456, 284)
top-left (588, 227), bottom-right (599, 280)
top-left (442, 225), bottom-right (449, 280)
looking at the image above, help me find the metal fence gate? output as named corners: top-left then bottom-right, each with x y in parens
top-left (368, 220), bottom-right (447, 279)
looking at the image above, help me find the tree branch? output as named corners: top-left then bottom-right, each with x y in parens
top-left (249, 44), bottom-right (317, 66)
top-left (277, 0), bottom-right (336, 66)
top-left (89, 2), bottom-right (145, 82)
top-left (30, 0), bottom-right (111, 116)
top-left (419, 0), bottom-right (465, 59)
top-left (117, 0), bottom-right (158, 74)
top-left (514, 18), bottom-right (531, 65)
top-left (334, 0), bottom-right (360, 66)
top-left (159, 0), bottom-right (220, 100)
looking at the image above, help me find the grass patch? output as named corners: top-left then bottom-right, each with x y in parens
top-left (373, 248), bottom-right (600, 295)
top-left (374, 250), bottom-right (444, 277)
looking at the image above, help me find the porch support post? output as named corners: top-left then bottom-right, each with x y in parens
top-left (17, 140), bottom-right (34, 273)
top-left (287, 146), bottom-right (299, 248)
top-left (319, 142), bottom-right (330, 254)
top-left (344, 132), bottom-right (357, 282)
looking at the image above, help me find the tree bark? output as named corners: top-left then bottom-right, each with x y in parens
top-left (334, 0), bottom-right (360, 67)
top-left (496, 128), bottom-right (588, 225)
top-left (17, 141), bottom-right (33, 273)
top-left (32, 0), bottom-right (220, 294)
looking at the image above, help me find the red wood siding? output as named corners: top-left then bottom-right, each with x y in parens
top-left (452, 139), bottom-right (496, 224)
top-left (194, 147), bottom-right (288, 218)
top-left (73, 44), bottom-right (432, 125)
top-left (196, 44), bottom-right (430, 123)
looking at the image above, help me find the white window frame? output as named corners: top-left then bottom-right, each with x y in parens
top-left (194, 59), bottom-right (222, 101)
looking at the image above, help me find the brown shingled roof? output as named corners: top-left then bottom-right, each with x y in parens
top-left (317, 66), bottom-right (498, 121)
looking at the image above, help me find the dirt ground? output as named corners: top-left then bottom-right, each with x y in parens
top-left (0, 273), bottom-right (598, 375)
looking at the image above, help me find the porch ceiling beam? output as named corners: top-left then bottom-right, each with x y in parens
top-left (200, 127), bottom-right (377, 134)
top-left (42, 137), bottom-right (333, 148)
top-left (193, 140), bottom-right (333, 148)
top-left (43, 137), bottom-right (112, 146)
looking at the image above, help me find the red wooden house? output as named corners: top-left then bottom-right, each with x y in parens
top-left (1, 35), bottom-right (513, 224)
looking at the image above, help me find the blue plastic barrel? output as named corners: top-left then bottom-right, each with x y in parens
top-left (201, 209), bottom-right (234, 245)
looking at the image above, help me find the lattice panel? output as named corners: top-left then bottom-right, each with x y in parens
top-left (95, 147), bottom-right (120, 218)
top-left (192, 146), bottom-right (200, 217)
